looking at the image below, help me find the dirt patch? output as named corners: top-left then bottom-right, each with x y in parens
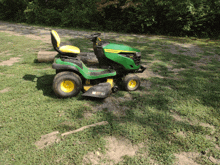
top-left (1, 30), bottom-right (51, 43)
top-left (148, 36), bottom-right (167, 40)
top-left (174, 152), bottom-right (200, 165)
top-left (215, 145), bottom-right (220, 150)
top-left (0, 87), bottom-right (10, 93)
top-left (0, 73), bottom-right (14, 77)
top-left (171, 113), bottom-right (197, 125)
top-left (83, 112), bottom-right (93, 119)
top-left (60, 121), bottom-right (74, 127)
top-left (0, 50), bottom-right (12, 56)
top-left (104, 136), bottom-right (140, 161)
top-left (92, 93), bottom-right (133, 117)
top-left (196, 54), bottom-right (220, 64)
top-left (6, 74), bottom-right (14, 77)
top-left (171, 113), bottom-right (216, 135)
top-left (83, 136), bottom-right (142, 165)
top-left (139, 59), bottom-right (186, 80)
top-left (172, 113), bottom-right (215, 129)
top-left (171, 113), bottom-right (184, 122)
top-left (138, 69), bottom-right (164, 79)
top-left (171, 68), bottom-right (185, 73)
top-left (176, 131), bottom-right (186, 138)
top-left (0, 57), bottom-right (20, 66)
top-left (199, 123), bottom-right (215, 134)
top-left (35, 131), bottom-right (60, 149)
top-left (205, 135), bottom-right (214, 141)
top-left (163, 43), bottom-right (204, 57)
top-left (136, 60), bottom-right (167, 79)
top-left (208, 156), bottom-right (220, 164)
top-left (35, 121), bottom-right (108, 149)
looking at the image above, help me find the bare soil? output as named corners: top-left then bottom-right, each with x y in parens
top-left (0, 57), bottom-right (20, 66)
top-left (174, 152), bottom-right (200, 165)
top-left (0, 87), bottom-right (10, 93)
top-left (35, 131), bottom-right (60, 149)
top-left (83, 136), bottom-right (145, 165)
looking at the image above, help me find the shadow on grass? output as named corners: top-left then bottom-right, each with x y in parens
top-left (23, 74), bottom-right (56, 98)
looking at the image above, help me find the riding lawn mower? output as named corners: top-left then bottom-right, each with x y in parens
top-left (50, 30), bottom-right (146, 98)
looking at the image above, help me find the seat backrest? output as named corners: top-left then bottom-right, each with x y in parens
top-left (51, 30), bottom-right (60, 49)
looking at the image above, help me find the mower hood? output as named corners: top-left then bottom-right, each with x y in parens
top-left (103, 43), bottom-right (140, 53)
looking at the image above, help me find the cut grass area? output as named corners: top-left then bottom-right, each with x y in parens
top-left (0, 30), bottom-right (220, 165)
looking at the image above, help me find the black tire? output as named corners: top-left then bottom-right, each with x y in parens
top-left (123, 74), bottom-right (140, 91)
top-left (53, 71), bottom-right (82, 98)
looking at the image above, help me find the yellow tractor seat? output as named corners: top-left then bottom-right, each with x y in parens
top-left (59, 45), bottom-right (80, 54)
top-left (51, 30), bottom-right (80, 56)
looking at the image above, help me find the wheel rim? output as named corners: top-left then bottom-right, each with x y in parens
top-left (128, 80), bottom-right (137, 89)
top-left (60, 80), bottom-right (74, 93)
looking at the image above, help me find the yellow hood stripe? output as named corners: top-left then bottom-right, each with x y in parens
top-left (104, 49), bottom-right (136, 53)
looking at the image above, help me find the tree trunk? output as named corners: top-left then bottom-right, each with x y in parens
top-left (37, 51), bottom-right (57, 63)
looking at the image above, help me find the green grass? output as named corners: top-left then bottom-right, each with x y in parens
top-left (0, 29), bottom-right (220, 165)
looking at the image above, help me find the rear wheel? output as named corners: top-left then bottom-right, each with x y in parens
top-left (123, 74), bottom-right (140, 91)
top-left (53, 71), bottom-right (82, 98)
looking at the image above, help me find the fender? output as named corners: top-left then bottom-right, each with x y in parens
top-left (52, 63), bottom-right (79, 73)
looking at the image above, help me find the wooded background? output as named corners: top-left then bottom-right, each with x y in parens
top-left (0, 0), bottom-right (219, 38)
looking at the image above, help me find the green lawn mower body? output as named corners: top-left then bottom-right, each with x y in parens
top-left (51, 31), bottom-right (146, 98)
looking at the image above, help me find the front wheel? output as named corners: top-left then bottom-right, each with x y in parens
top-left (123, 74), bottom-right (140, 91)
top-left (53, 71), bottom-right (82, 98)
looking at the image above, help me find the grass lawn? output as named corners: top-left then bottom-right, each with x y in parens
top-left (0, 29), bottom-right (220, 165)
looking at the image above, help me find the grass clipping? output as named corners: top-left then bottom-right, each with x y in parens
top-left (35, 121), bottom-right (108, 149)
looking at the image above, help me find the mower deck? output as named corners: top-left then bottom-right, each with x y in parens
top-left (82, 82), bottom-right (112, 98)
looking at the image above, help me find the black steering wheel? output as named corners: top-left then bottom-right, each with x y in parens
top-left (88, 33), bottom-right (101, 42)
